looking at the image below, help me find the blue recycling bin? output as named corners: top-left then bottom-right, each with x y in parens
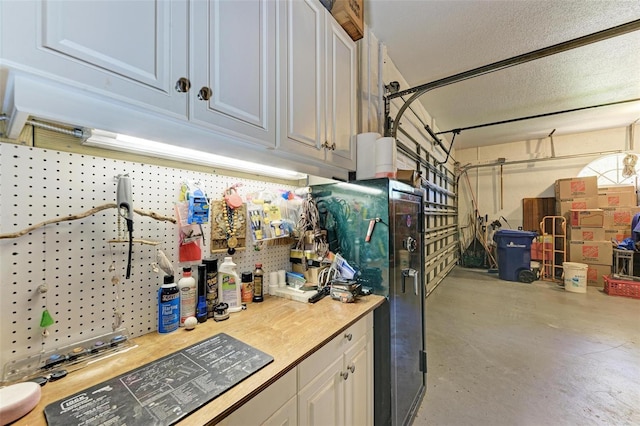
top-left (493, 230), bottom-right (537, 282)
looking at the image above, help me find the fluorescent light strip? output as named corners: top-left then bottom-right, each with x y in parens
top-left (84, 131), bottom-right (307, 180)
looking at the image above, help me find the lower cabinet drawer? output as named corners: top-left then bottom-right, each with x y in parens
top-left (218, 368), bottom-right (297, 425)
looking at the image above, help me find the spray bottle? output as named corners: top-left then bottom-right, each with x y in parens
top-left (219, 257), bottom-right (242, 313)
top-left (196, 265), bottom-right (208, 323)
top-left (178, 267), bottom-right (197, 326)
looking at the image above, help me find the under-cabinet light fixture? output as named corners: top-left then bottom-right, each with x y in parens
top-left (84, 130), bottom-right (307, 180)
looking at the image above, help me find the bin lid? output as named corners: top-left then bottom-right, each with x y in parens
top-left (493, 229), bottom-right (537, 240)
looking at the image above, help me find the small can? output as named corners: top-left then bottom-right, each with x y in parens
top-left (241, 272), bottom-right (253, 303)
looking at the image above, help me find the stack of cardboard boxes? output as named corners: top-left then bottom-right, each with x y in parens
top-left (555, 176), bottom-right (639, 287)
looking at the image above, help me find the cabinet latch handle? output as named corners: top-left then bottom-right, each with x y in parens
top-left (340, 371), bottom-right (349, 380)
top-left (347, 364), bottom-right (355, 373)
top-left (198, 87), bottom-right (212, 101)
top-left (344, 332), bottom-right (352, 341)
top-left (175, 77), bottom-right (191, 93)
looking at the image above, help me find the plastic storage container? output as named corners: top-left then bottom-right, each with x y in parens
top-left (494, 230), bottom-right (537, 282)
top-left (563, 262), bottom-right (588, 293)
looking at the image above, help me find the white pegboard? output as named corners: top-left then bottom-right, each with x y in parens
top-left (0, 143), bottom-right (297, 368)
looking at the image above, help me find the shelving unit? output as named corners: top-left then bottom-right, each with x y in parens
top-left (540, 216), bottom-right (566, 283)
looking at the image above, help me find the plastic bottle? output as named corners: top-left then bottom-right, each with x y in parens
top-left (241, 272), bottom-right (253, 303)
top-left (158, 275), bottom-right (179, 333)
top-left (178, 267), bottom-right (197, 326)
top-left (219, 257), bottom-right (242, 313)
top-left (196, 265), bottom-right (208, 323)
top-left (203, 258), bottom-right (218, 319)
top-left (253, 263), bottom-right (264, 303)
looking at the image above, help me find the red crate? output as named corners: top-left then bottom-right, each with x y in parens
top-left (603, 275), bottom-right (640, 299)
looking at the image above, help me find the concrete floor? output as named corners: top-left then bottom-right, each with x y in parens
top-left (413, 267), bottom-right (640, 426)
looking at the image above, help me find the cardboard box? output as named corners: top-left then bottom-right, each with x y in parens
top-left (569, 226), bottom-right (605, 241)
top-left (555, 176), bottom-right (598, 200)
top-left (556, 197), bottom-right (598, 215)
top-left (331, 0), bottom-right (364, 41)
top-left (602, 206), bottom-right (640, 228)
top-left (604, 228), bottom-right (632, 242)
top-left (598, 184), bottom-right (636, 194)
top-left (597, 192), bottom-right (637, 208)
top-left (569, 240), bottom-right (613, 265)
top-left (586, 263), bottom-right (611, 287)
top-left (568, 209), bottom-right (604, 228)
top-left (396, 169), bottom-right (422, 188)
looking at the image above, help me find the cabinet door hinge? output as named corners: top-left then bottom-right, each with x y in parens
top-left (420, 350), bottom-right (427, 373)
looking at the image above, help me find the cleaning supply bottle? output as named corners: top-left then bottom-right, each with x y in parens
top-left (178, 267), bottom-right (197, 326)
top-left (158, 275), bottom-right (179, 333)
top-left (196, 265), bottom-right (208, 323)
top-left (203, 258), bottom-right (218, 319)
top-left (219, 256), bottom-right (242, 313)
top-left (253, 263), bottom-right (264, 303)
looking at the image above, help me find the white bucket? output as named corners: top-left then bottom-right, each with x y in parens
top-left (563, 262), bottom-right (588, 293)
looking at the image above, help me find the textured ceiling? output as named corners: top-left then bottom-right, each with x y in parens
top-left (366, 0), bottom-right (640, 150)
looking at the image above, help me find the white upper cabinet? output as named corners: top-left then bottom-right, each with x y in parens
top-left (190, 0), bottom-right (277, 148)
top-left (0, 0), bottom-right (189, 119)
top-left (325, 13), bottom-right (357, 169)
top-left (278, 0), bottom-right (356, 170)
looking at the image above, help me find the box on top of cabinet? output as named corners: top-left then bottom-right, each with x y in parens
top-left (555, 176), bottom-right (598, 200)
top-left (331, 0), bottom-right (364, 41)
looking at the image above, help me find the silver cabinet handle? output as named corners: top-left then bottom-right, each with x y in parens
top-left (197, 87), bottom-right (212, 101)
top-left (175, 77), bottom-right (191, 93)
top-left (344, 332), bottom-right (353, 341)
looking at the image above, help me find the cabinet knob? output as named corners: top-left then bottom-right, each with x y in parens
top-left (344, 332), bottom-right (352, 341)
top-left (340, 371), bottom-right (349, 380)
top-left (175, 77), bottom-right (191, 93)
top-left (347, 364), bottom-right (356, 373)
top-left (322, 140), bottom-right (336, 150)
top-left (198, 87), bottom-right (212, 101)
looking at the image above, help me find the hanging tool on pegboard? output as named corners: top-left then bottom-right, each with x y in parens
top-left (116, 174), bottom-right (134, 279)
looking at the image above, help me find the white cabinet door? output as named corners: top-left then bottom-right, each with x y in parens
top-left (278, 0), bottom-right (356, 169)
top-left (0, 0), bottom-right (188, 119)
top-left (325, 13), bottom-right (357, 170)
top-left (191, 0), bottom-right (277, 148)
top-left (344, 332), bottom-right (373, 426)
top-left (298, 356), bottom-right (344, 426)
top-left (263, 395), bottom-right (298, 426)
top-left (278, 0), bottom-right (325, 160)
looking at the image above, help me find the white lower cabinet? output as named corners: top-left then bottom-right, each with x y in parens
top-left (219, 368), bottom-right (297, 426)
top-left (220, 313), bottom-right (373, 426)
top-left (297, 313), bottom-right (373, 426)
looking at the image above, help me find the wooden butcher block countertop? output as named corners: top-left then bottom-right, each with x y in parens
top-left (15, 294), bottom-right (385, 425)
